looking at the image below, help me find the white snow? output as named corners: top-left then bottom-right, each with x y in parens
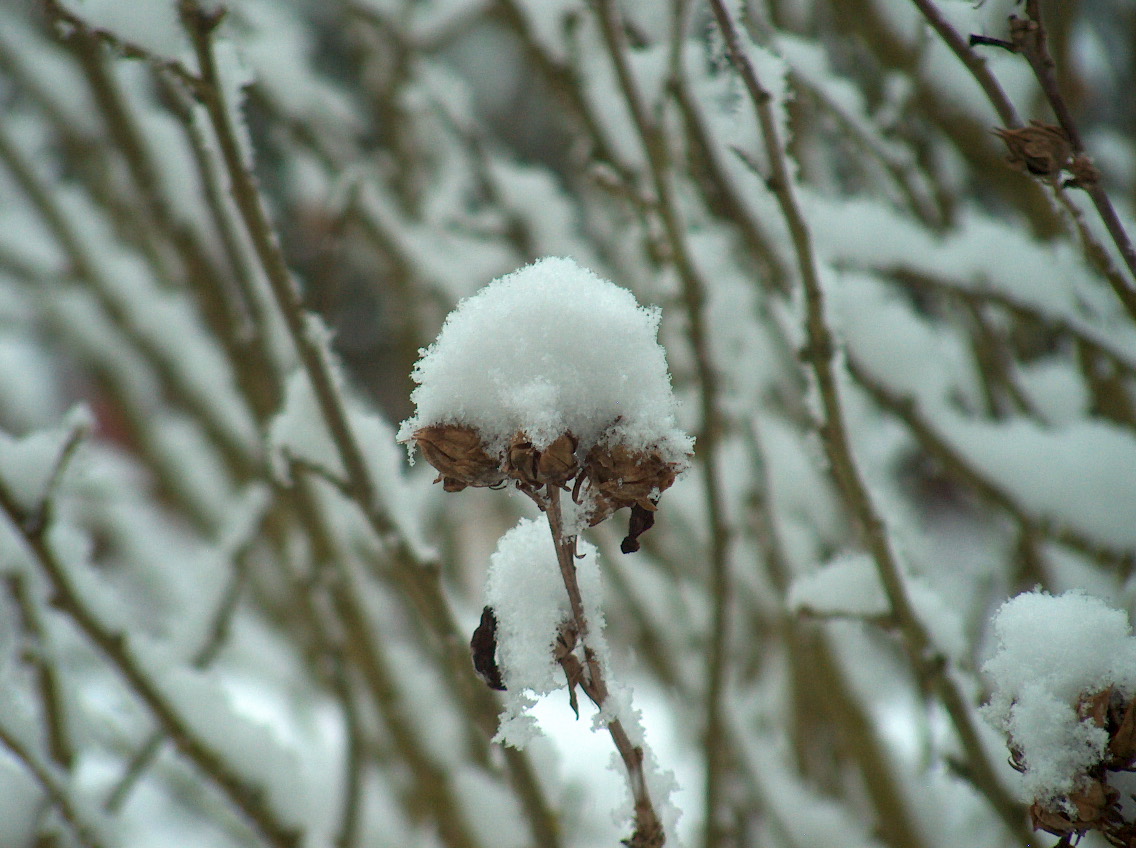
top-left (58, 0), bottom-right (188, 64)
top-left (485, 517), bottom-right (603, 748)
top-left (983, 590), bottom-right (1136, 805)
top-left (940, 415), bottom-right (1136, 552)
top-left (0, 407), bottom-right (91, 513)
top-left (787, 553), bottom-right (890, 619)
top-left (398, 257), bottom-right (692, 465)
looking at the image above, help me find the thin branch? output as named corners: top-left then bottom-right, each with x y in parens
top-left (4, 573), bottom-right (74, 770)
top-left (908, 0), bottom-right (1021, 128)
top-left (586, 4), bottom-right (732, 842)
top-left (0, 721), bottom-right (107, 848)
top-left (545, 486), bottom-right (665, 848)
top-left (0, 479), bottom-right (302, 848)
top-left (704, 2), bottom-right (1032, 843)
top-left (105, 542), bottom-right (253, 812)
top-left (960, 0), bottom-right (1136, 313)
top-left (847, 359), bottom-right (1134, 571)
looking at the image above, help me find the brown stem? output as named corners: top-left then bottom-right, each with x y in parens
top-left (545, 486), bottom-right (665, 847)
top-left (991, 0), bottom-right (1136, 310)
top-left (0, 487), bottom-right (302, 848)
top-left (4, 574), bottom-right (73, 770)
top-left (0, 722), bottom-right (105, 848)
top-left (705, 1), bottom-right (1033, 843)
top-left (587, 4), bottom-right (732, 842)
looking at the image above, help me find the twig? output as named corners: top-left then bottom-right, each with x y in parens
top-left (704, 2), bottom-right (1033, 842)
top-left (104, 543), bottom-right (253, 812)
top-left (282, 467), bottom-right (485, 848)
top-left (545, 486), bottom-right (665, 847)
top-left (909, 0), bottom-right (1020, 128)
top-left (4, 573), bottom-right (74, 770)
top-left (0, 478), bottom-right (302, 848)
top-left (175, 10), bottom-right (562, 841)
top-left (965, 0), bottom-right (1136, 314)
top-left (586, 4), bottom-right (732, 842)
top-left (0, 721), bottom-right (106, 848)
top-left (847, 359), bottom-right (1135, 571)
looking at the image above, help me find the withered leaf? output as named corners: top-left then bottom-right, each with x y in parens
top-left (470, 606), bottom-right (506, 691)
top-left (621, 502), bottom-right (656, 554)
top-left (414, 425), bottom-right (504, 489)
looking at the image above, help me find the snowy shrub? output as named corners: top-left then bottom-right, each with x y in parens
top-left (0, 0), bottom-right (1134, 847)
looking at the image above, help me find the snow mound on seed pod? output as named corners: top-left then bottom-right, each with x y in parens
top-left (398, 257), bottom-right (692, 464)
top-left (982, 590), bottom-right (1136, 805)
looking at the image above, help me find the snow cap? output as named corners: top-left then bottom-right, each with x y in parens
top-left (982, 590), bottom-right (1136, 813)
top-left (398, 257), bottom-right (692, 465)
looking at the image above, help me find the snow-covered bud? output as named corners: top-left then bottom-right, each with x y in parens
top-left (983, 591), bottom-right (1136, 845)
top-left (398, 257), bottom-right (692, 547)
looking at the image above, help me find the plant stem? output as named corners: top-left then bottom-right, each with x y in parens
top-left (705, 1), bottom-right (1032, 842)
top-left (545, 486), bottom-right (665, 847)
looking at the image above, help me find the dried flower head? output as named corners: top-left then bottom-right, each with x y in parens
top-left (400, 257), bottom-right (692, 548)
top-left (995, 121), bottom-right (1072, 179)
top-left (1010, 687), bottom-right (1136, 846)
top-left (412, 424), bottom-right (505, 492)
top-left (581, 443), bottom-right (679, 523)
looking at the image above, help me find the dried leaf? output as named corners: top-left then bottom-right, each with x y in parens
top-left (470, 606), bottom-right (505, 691)
top-left (621, 502), bottom-right (656, 553)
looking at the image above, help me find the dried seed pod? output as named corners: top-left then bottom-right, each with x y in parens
top-left (470, 606), bottom-right (505, 691)
top-left (506, 431), bottom-right (580, 488)
top-left (413, 424), bottom-right (504, 490)
top-left (1109, 695), bottom-right (1136, 763)
top-left (585, 443), bottom-right (678, 513)
top-left (505, 432), bottom-right (540, 487)
top-left (1068, 780), bottom-right (1115, 826)
top-left (536, 431), bottom-right (579, 486)
top-left (995, 121), bottom-right (1072, 178)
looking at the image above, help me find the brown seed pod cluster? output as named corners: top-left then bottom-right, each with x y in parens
top-left (411, 424), bottom-right (683, 549)
top-left (1015, 687), bottom-right (1136, 847)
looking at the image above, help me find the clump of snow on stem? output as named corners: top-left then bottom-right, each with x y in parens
top-left (485, 518), bottom-right (604, 748)
top-left (397, 256), bottom-right (692, 465)
top-left (983, 591), bottom-right (1136, 805)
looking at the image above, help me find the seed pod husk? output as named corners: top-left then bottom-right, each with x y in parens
top-left (414, 424), bottom-right (505, 489)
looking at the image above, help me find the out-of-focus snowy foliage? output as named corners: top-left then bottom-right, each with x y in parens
top-left (0, 0), bottom-right (1134, 846)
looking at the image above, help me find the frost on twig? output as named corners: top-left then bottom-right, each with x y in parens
top-left (983, 591), bottom-right (1136, 845)
top-left (399, 256), bottom-right (690, 845)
